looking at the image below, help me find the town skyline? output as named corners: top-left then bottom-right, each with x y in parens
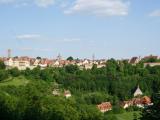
top-left (1, 49), bottom-right (160, 60)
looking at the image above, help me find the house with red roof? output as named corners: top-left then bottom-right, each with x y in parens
top-left (64, 90), bottom-right (71, 98)
top-left (97, 102), bottom-right (112, 113)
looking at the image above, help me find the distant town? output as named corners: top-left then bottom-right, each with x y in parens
top-left (1, 49), bottom-right (160, 70)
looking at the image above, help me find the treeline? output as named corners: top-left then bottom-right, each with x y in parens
top-left (0, 59), bottom-right (160, 120)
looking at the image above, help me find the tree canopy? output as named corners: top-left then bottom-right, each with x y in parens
top-left (0, 59), bottom-right (160, 119)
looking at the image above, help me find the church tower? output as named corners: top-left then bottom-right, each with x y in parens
top-left (134, 85), bottom-right (143, 97)
top-left (8, 49), bottom-right (11, 58)
top-left (92, 53), bottom-right (95, 64)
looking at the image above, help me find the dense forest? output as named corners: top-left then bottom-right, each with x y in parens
top-left (0, 59), bottom-right (160, 120)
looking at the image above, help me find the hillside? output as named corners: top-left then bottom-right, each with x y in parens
top-left (0, 60), bottom-right (160, 120)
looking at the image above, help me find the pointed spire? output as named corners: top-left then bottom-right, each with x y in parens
top-left (57, 53), bottom-right (62, 61)
top-left (92, 53), bottom-right (95, 64)
top-left (134, 85), bottom-right (143, 97)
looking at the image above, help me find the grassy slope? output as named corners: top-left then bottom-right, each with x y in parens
top-left (116, 111), bottom-right (141, 120)
top-left (0, 76), bottom-right (29, 86)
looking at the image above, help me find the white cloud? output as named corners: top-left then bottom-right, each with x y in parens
top-left (20, 47), bottom-right (34, 51)
top-left (62, 38), bottom-right (81, 42)
top-left (35, 0), bottom-right (55, 8)
top-left (16, 34), bottom-right (41, 40)
top-left (35, 48), bottom-right (52, 52)
top-left (0, 0), bottom-right (55, 7)
top-left (64, 0), bottom-right (129, 16)
top-left (0, 0), bottom-right (15, 4)
top-left (149, 10), bottom-right (160, 17)
top-left (20, 47), bottom-right (52, 52)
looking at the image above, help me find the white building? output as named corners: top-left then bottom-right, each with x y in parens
top-left (64, 90), bottom-right (71, 98)
top-left (134, 85), bottom-right (143, 97)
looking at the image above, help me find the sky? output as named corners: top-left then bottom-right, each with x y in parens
top-left (0, 0), bottom-right (160, 59)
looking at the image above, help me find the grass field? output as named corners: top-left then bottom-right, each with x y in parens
top-left (0, 76), bottom-right (29, 86)
top-left (116, 111), bottom-right (141, 120)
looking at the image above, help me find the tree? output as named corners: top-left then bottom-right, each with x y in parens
top-left (0, 93), bottom-right (18, 120)
top-left (0, 60), bottom-right (6, 70)
top-left (106, 59), bottom-right (118, 76)
top-left (23, 96), bottom-right (42, 120)
top-left (65, 65), bottom-right (79, 74)
top-left (133, 112), bottom-right (138, 120)
top-left (40, 69), bottom-right (54, 81)
top-left (9, 67), bottom-right (20, 77)
top-left (36, 57), bottom-right (41, 60)
top-left (67, 56), bottom-right (74, 61)
top-left (31, 66), bottom-right (41, 79)
top-left (78, 105), bottom-right (103, 120)
top-left (0, 70), bottom-right (8, 81)
top-left (141, 92), bottom-right (160, 120)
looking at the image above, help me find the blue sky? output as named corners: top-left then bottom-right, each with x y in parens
top-left (0, 0), bottom-right (160, 59)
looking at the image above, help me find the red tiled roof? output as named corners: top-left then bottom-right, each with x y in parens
top-left (64, 90), bottom-right (71, 96)
top-left (130, 57), bottom-right (138, 64)
top-left (141, 96), bottom-right (151, 105)
top-left (97, 102), bottom-right (112, 111)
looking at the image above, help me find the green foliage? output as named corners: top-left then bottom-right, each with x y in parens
top-left (141, 92), bottom-right (160, 120)
top-left (104, 114), bottom-right (118, 120)
top-left (83, 92), bottom-right (109, 104)
top-left (67, 56), bottom-right (74, 61)
top-left (114, 111), bottom-right (141, 120)
top-left (0, 60), bottom-right (6, 69)
top-left (40, 68), bottom-right (54, 82)
top-left (36, 56), bottom-right (41, 59)
top-left (65, 65), bottom-right (79, 74)
top-left (0, 58), bottom-right (160, 119)
top-left (0, 70), bottom-right (8, 81)
top-left (141, 57), bottom-right (160, 63)
top-left (112, 105), bottom-right (125, 114)
top-left (78, 105), bottom-right (103, 120)
top-left (126, 106), bottom-right (142, 112)
top-left (133, 112), bottom-right (138, 120)
top-left (8, 67), bottom-right (20, 77)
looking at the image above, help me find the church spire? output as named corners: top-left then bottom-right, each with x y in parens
top-left (134, 85), bottom-right (143, 97)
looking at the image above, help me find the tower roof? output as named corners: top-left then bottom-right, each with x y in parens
top-left (134, 85), bottom-right (143, 97)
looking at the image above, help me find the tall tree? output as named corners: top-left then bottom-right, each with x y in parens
top-left (0, 60), bottom-right (6, 70)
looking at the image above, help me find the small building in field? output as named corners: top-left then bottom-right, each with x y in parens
top-left (144, 62), bottom-right (160, 67)
top-left (64, 90), bottom-right (71, 98)
top-left (121, 96), bottom-right (152, 109)
top-left (52, 89), bottom-right (60, 96)
top-left (132, 97), bottom-right (144, 108)
top-left (97, 102), bottom-right (112, 113)
top-left (121, 100), bottom-right (133, 109)
top-left (129, 57), bottom-right (141, 65)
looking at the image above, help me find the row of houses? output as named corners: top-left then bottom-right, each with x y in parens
top-left (1, 54), bottom-right (160, 70)
top-left (121, 96), bottom-right (152, 109)
top-left (129, 55), bottom-right (160, 66)
top-left (2, 57), bottom-right (106, 70)
top-left (97, 85), bottom-right (153, 113)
